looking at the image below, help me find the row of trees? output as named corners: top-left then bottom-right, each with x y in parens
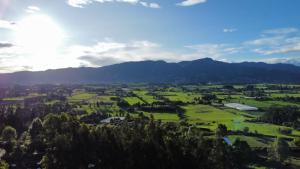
top-left (0, 113), bottom-right (255, 169)
top-left (260, 106), bottom-right (300, 129)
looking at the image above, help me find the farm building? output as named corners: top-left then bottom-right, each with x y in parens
top-left (100, 117), bottom-right (125, 124)
top-left (224, 103), bottom-right (258, 111)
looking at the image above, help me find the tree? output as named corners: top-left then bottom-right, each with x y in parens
top-left (216, 124), bottom-right (227, 137)
top-left (232, 139), bottom-right (253, 168)
top-left (1, 126), bottom-right (17, 142)
top-left (293, 137), bottom-right (300, 147)
top-left (0, 161), bottom-right (8, 169)
top-left (261, 106), bottom-right (300, 125)
top-left (202, 94), bottom-right (217, 104)
top-left (28, 118), bottom-right (44, 152)
top-left (28, 118), bottom-right (43, 139)
top-left (270, 137), bottom-right (289, 162)
top-left (245, 85), bottom-right (255, 91)
top-left (1, 126), bottom-right (17, 156)
top-left (223, 85), bottom-right (235, 90)
top-left (210, 125), bottom-right (233, 169)
top-left (243, 127), bottom-right (249, 134)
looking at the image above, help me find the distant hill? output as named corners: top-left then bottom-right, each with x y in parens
top-left (1, 58), bottom-right (300, 84)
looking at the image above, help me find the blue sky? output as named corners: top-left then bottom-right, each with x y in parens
top-left (0, 0), bottom-right (300, 72)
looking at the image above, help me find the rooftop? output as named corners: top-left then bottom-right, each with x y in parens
top-left (224, 103), bottom-right (258, 111)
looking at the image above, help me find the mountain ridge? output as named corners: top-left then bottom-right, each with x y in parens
top-left (0, 58), bottom-right (300, 84)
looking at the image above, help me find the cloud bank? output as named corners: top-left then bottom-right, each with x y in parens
top-left (176, 0), bottom-right (207, 7)
top-left (67, 0), bottom-right (160, 9)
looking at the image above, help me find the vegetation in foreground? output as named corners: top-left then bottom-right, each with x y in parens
top-left (0, 84), bottom-right (299, 169)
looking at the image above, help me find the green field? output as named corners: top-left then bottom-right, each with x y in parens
top-left (228, 135), bottom-right (271, 148)
top-left (270, 93), bottom-right (300, 97)
top-left (68, 92), bottom-right (97, 102)
top-left (183, 104), bottom-right (300, 138)
top-left (143, 112), bottom-right (180, 122)
top-left (229, 97), bottom-right (299, 109)
top-left (2, 83), bottom-right (300, 168)
top-left (133, 90), bottom-right (158, 104)
top-left (158, 91), bottom-right (201, 103)
top-left (3, 93), bottom-right (46, 101)
top-left (124, 97), bottom-right (144, 105)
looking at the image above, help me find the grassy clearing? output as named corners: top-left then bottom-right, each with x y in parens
top-left (228, 135), bottom-right (271, 148)
top-left (3, 97), bottom-right (26, 101)
top-left (92, 95), bottom-right (116, 103)
top-left (143, 111), bottom-right (179, 122)
top-left (68, 92), bottom-right (97, 102)
top-left (158, 91), bottom-right (201, 103)
top-left (183, 104), bottom-right (300, 138)
top-left (229, 98), bottom-right (299, 109)
top-left (183, 104), bottom-right (245, 129)
top-left (45, 100), bottom-right (60, 105)
top-left (3, 93), bottom-right (46, 101)
top-left (124, 97), bottom-right (144, 105)
top-left (270, 93), bottom-right (300, 97)
top-left (134, 91), bottom-right (157, 104)
top-left (216, 94), bottom-right (242, 99)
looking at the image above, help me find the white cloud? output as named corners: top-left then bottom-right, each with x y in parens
top-left (73, 40), bottom-right (241, 67)
top-left (252, 43), bottom-right (300, 55)
top-left (263, 28), bottom-right (298, 35)
top-left (140, 1), bottom-right (160, 8)
top-left (67, 0), bottom-right (160, 8)
top-left (115, 0), bottom-right (139, 4)
top-left (245, 27), bottom-right (300, 55)
top-left (25, 6), bottom-right (41, 13)
top-left (223, 28), bottom-right (237, 33)
top-left (71, 39), bottom-right (178, 66)
top-left (184, 44), bottom-right (240, 60)
top-left (245, 36), bottom-right (284, 46)
top-left (0, 36), bottom-right (243, 72)
top-left (176, 0), bottom-right (206, 7)
top-left (262, 57), bottom-right (300, 66)
top-left (67, 0), bottom-right (91, 8)
top-left (0, 19), bottom-right (16, 30)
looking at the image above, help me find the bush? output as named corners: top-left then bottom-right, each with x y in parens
top-left (243, 127), bottom-right (250, 134)
top-left (0, 161), bottom-right (8, 169)
top-left (294, 137), bottom-right (300, 147)
top-left (278, 128), bottom-right (292, 135)
top-left (1, 126), bottom-right (17, 142)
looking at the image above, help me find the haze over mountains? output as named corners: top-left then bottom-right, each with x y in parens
top-left (0, 58), bottom-right (300, 84)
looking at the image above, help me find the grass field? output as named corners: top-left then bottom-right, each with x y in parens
top-left (183, 104), bottom-right (300, 138)
top-left (183, 104), bottom-right (246, 129)
top-left (68, 92), bottom-right (97, 102)
top-left (228, 135), bottom-right (271, 148)
top-left (134, 90), bottom-right (158, 104)
top-left (124, 97), bottom-right (144, 105)
top-left (65, 85), bottom-right (300, 152)
top-left (143, 111), bottom-right (180, 122)
top-left (158, 91), bottom-right (201, 103)
top-left (3, 93), bottom-right (46, 101)
top-left (270, 93), bottom-right (300, 97)
top-left (229, 98), bottom-right (299, 109)
top-left (59, 84), bottom-right (300, 168)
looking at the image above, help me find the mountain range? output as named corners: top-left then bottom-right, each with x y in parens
top-left (1, 58), bottom-right (300, 84)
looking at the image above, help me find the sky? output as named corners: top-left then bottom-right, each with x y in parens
top-left (0, 0), bottom-right (300, 72)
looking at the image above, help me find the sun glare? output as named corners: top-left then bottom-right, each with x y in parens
top-left (14, 14), bottom-right (65, 58)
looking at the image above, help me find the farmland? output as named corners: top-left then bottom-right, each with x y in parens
top-left (0, 83), bottom-right (300, 168)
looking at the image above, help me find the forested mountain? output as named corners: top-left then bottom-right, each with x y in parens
top-left (0, 58), bottom-right (300, 84)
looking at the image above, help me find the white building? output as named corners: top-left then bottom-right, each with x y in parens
top-left (224, 103), bottom-right (258, 111)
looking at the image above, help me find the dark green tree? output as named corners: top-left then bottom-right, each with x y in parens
top-left (270, 137), bottom-right (290, 162)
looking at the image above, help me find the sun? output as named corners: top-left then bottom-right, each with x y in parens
top-left (14, 14), bottom-right (65, 57)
